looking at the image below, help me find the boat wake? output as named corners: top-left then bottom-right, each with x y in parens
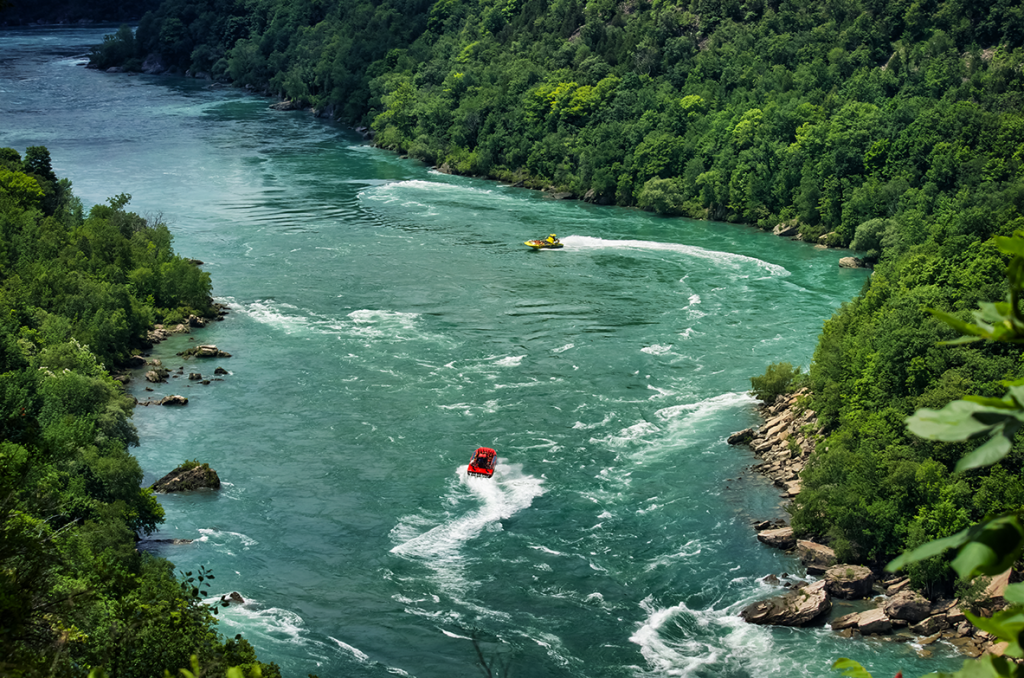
top-left (559, 235), bottom-right (789, 277)
top-left (389, 462), bottom-right (545, 594)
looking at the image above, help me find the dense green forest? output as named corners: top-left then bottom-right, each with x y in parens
top-left (0, 146), bottom-right (277, 677)
top-left (70, 0), bottom-right (1024, 593)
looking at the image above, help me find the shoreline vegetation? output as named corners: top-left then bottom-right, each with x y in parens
top-left (731, 388), bottom-right (1016, 660)
top-left (0, 145), bottom-right (279, 677)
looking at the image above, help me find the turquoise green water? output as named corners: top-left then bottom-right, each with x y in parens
top-left (2, 27), bottom-right (962, 678)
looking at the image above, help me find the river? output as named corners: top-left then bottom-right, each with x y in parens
top-left (0, 26), bottom-right (962, 678)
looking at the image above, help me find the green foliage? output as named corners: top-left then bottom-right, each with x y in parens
top-left (852, 234), bottom-right (1024, 677)
top-left (749, 362), bottom-right (802, 404)
top-left (0, 148), bottom-right (273, 676)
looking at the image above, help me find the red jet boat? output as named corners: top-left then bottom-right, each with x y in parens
top-left (467, 447), bottom-right (497, 478)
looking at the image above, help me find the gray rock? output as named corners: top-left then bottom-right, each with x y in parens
top-left (797, 540), bottom-right (838, 575)
top-left (825, 565), bottom-right (875, 599)
top-left (740, 580), bottom-right (831, 626)
top-left (152, 462), bottom-right (220, 492)
top-left (773, 221), bottom-right (800, 237)
top-left (757, 527), bottom-right (796, 550)
top-left (857, 608), bottom-right (892, 635)
top-left (839, 256), bottom-right (865, 268)
top-left (727, 428), bottom-right (756, 445)
top-left (910, 615), bottom-right (947, 636)
top-left (830, 611), bottom-right (861, 631)
top-left (883, 589), bottom-right (932, 623)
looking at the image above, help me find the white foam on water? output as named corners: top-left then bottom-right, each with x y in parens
top-left (653, 392), bottom-right (756, 425)
top-left (589, 421), bottom-right (661, 449)
top-left (641, 344), bottom-right (673, 356)
top-left (328, 637), bottom-right (370, 662)
top-left (678, 328), bottom-right (696, 339)
top-left (389, 462), bottom-right (545, 594)
top-left (494, 355), bottom-right (526, 367)
top-left (553, 343), bottom-right (575, 353)
top-left (439, 628), bottom-right (473, 640)
top-left (213, 598), bottom-right (312, 649)
top-left (559, 235), bottom-right (789, 276)
top-left (233, 300), bottom-right (448, 347)
top-left (195, 528), bottom-right (258, 555)
top-left (643, 539), bottom-right (706, 571)
top-left (687, 294), bottom-right (701, 306)
top-left (572, 412), bottom-right (615, 430)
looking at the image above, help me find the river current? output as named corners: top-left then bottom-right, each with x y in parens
top-left (1, 26), bottom-right (962, 678)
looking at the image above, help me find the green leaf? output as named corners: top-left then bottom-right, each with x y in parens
top-left (906, 400), bottom-right (1001, 441)
top-left (928, 308), bottom-right (986, 337)
top-left (831, 658), bottom-right (873, 678)
top-left (963, 395), bottom-right (1019, 409)
top-left (1003, 583), bottom-right (1024, 605)
top-left (887, 526), bottom-right (971, 572)
top-left (955, 428), bottom-right (1016, 473)
top-left (951, 517), bottom-right (1024, 579)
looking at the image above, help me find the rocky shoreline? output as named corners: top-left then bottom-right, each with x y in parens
top-left (730, 389), bottom-right (1017, 660)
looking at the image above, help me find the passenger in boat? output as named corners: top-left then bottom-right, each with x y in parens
top-left (547, 234), bottom-right (558, 244)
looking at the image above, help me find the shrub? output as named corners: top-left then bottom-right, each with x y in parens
top-left (749, 362), bottom-right (803, 404)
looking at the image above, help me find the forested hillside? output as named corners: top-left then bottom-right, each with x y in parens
top-left (87, 0), bottom-right (1024, 592)
top-left (0, 146), bottom-right (278, 677)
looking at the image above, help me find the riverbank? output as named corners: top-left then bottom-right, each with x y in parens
top-left (731, 390), bottom-right (1017, 661)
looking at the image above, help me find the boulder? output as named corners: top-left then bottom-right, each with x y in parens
top-left (214, 366), bottom-right (229, 375)
top-left (796, 540), bottom-right (838, 575)
top-left (145, 368), bottom-right (169, 383)
top-left (886, 577), bottom-right (911, 595)
top-left (740, 580), bottom-right (831, 627)
top-left (178, 344), bottom-right (232, 359)
top-left (946, 606), bottom-right (967, 624)
top-left (830, 611), bottom-right (861, 631)
top-left (757, 526), bottom-right (796, 550)
top-left (188, 373), bottom-right (203, 380)
top-left (151, 462), bottom-right (220, 492)
top-left (857, 608), bottom-right (892, 635)
top-left (773, 221), bottom-right (800, 237)
top-left (825, 565), bottom-right (875, 599)
top-left (883, 589), bottom-right (932, 623)
top-left (158, 395), bottom-right (188, 406)
top-left (727, 428), bottom-right (756, 445)
top-left (910, 615), bottom-right (947, 636)
top-left (838, 256), bottom-right (865, 268)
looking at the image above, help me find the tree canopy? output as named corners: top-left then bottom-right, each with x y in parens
top-left (0, 147), bottom-right (277, 677)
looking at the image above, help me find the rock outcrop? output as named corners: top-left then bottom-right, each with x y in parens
top-left (740, 580), bottom-right (831, 626)
top-left (178, 344), bottom-right (232, 359)
top-left (883, 589), bottom-right (931, 623)
top-left (756, 526), bottom-right (796, 550)
top-left (773, 220), bottom-right (800, 237)
top-left (838, 256), bottom-right (866, 268)
top-left (824, 565), bottom-right (874, 599)
top-left (151, 462), bottom-right (220, 492)
top-left (796, 540), bottom-right (837, 575)
top-left (728, 388), bottom-right (816, 500)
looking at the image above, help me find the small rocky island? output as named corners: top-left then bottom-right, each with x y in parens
top-left (151, 460), bottom-right (221, 492)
